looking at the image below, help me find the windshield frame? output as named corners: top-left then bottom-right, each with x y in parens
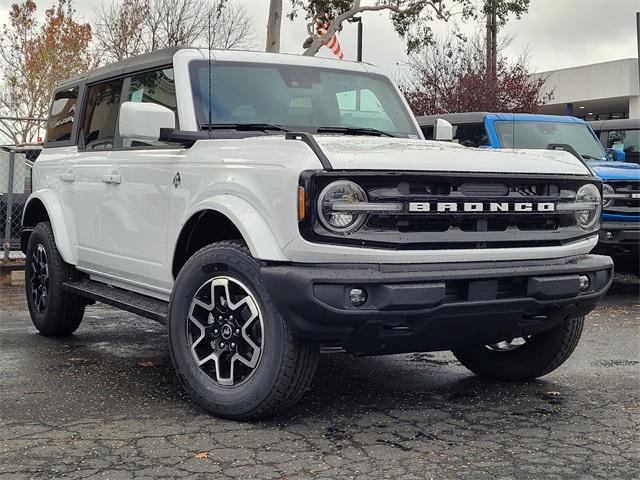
top-left (188, 60), bottom-right (420, 138)
top-left (492, 119), bottom-right (608, 161)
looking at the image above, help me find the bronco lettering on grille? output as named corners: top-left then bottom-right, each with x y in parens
top-left (408, 202), bottom-right (556, 213)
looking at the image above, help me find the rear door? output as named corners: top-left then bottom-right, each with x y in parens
top-left (69, 79), bottom-right (124, 272)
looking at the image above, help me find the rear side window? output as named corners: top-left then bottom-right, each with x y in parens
top-left (81, 79), bottom-right (123, 150)
top-left (46, 87), bottom-right (79, 143)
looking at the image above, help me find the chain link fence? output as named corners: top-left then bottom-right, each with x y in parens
top-left (0, 116), bottom-right (45, 262)
top-left (1, 144), bottom-right (42, 262)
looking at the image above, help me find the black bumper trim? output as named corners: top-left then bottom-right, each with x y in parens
top-left (597, 222), bottom-right (639, 258)
top-left (261, 255), bottom-right (613, 354)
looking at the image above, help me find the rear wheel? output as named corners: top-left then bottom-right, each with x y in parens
top-left (452, 316), bottom-right (584, 381)
top-left (25, 222), bottom-right (85, 336)
top-left (168, 240), bottom-right (319, 420)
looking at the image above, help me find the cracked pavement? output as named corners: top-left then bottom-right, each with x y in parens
top-left (1, 283), bottom-right (639, 479)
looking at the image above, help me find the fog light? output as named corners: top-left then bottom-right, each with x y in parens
top-left (349, 288), bottom-right (367, 306)
top-left (605, 231), bottom-right (614, 240)
top-left (579, 275), bottom-right (590, 292)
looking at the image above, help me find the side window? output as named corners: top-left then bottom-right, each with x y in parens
top-left (81, 79), bottom-right (123, 150)
top-left (607, 129), bottom-right (640, 163)
top-left (421, 126), bottom-right (434, 139)
top-left (123, 68), bottom-right (178, 148)
top-left (46, 87), bottom-right (79, 143)
top-left (454, 123), bottom-right (489, 147)
top-left (127, 68), bottom-right (177, 122)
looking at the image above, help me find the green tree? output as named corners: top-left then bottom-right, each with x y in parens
top-left (287, 0), bottom-right (476, 56)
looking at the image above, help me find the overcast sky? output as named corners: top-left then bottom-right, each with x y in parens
top-left (1, 0), bottom-right (638, 77)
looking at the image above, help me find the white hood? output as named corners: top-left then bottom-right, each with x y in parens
top-left (313, 136), bottom-right (591, 176)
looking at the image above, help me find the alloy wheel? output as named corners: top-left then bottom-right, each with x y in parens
top-left (187, 276), bottom-right (264, 386)
top-left (29, 244), bottom-right (49, 312)
top-left (485, 337), bottom-right (529, 352)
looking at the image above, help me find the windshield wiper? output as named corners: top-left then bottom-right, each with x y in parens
top-left (581, 154), bottom-right (603, 161)
top-left (316, 126), bottom-right (397, 138)
top-left (200, 123), bottom-right (290, 132)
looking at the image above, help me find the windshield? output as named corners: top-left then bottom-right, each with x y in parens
top-left (189, 61), bottom-right (419, 138)
top-left (494, 121), bottom-right (607, 160)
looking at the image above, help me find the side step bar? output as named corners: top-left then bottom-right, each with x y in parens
top-left (64, 280), bottom-right (169, 324)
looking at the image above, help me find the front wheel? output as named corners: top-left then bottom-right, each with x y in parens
top-left (452, 316), bottom-right (584, 381)
top-left (168, 240), bottom-right (319, 420)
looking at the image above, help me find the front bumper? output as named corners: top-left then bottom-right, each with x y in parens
top-left (597, 221), bottom-right (640, 257)
top-left (261, 255), bottom-right (613, 355)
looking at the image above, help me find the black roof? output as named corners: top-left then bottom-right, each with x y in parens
top-left (58, 46), bottom-right (192, 88)
top-left (589, 118), bottom-right (640, 131)
top-left (415, 112), bottom-right (490, 126)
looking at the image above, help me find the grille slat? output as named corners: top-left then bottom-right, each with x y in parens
top-left (605, 181), bottom-right (639, 216)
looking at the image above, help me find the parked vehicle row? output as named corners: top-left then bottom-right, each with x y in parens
top-left (417, 113), bottom-right (639, 268)
top-left (22, 48), bottom-right (614, 419)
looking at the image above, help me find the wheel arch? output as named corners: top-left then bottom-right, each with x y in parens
top-left (21, 191), bottom-right (77, 264)
top-left (172, 196), bottom-right (289, 279)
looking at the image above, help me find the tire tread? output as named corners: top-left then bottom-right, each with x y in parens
top-left (452, 316), bottom-right (584, 381)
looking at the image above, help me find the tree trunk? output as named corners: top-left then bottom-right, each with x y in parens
top-left (265, 0), bottom-right (282, 53)
top-left (485, 0), bottom-right (497, 78)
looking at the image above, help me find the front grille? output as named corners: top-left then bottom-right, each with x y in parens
top-left (300, 172), bottom-right (600, 250)
top-left (605, 181), bottom-right (640, 216)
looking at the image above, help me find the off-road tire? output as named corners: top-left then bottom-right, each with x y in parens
top-left (452, 316), bottom-right (585, 381)
top-left (168, 240), bottom-right (320, 420)
top-left (25, 222), bottom-right (86, 336)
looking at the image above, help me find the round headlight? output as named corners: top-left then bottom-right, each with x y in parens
top-left (317, 180), bottom-right (368, 233)
top-left (602, 183), bottom-right (614, 209)
top-left (575, 184), bottom-right (602, 230)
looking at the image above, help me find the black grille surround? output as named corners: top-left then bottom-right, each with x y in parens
top-left (604, 180), bottom-right (640, 216)
top-left (299, 171), bottom-right (602, 250)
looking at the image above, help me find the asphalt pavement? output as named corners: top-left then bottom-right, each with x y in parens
top-left (0, 282), bottom-right (638, 480)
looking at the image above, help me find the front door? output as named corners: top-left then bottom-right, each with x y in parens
top-left (98, 68), bottom-right (181, 296)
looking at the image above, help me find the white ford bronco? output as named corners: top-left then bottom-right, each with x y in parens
top-left (23, 47), bottom-right (612, 419)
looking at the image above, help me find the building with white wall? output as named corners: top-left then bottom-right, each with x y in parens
top-left (535, 58), bottom-right (639, 120)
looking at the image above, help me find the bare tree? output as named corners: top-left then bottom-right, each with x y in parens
top-left (208, 2), bottom-right (255, 50)
top-left (94, 0), bottom-right (255, 62)
top-left (400, 31), bottom-right (553, 116)
top-left (94, 0), bottom-right (147, 61)
top-left (266, 0), bottom-right (283, 53)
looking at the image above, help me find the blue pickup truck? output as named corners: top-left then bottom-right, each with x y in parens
top-left (417, 113), bottom-right (640, 266)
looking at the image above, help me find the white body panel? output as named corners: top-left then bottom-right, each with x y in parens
top-left (313, 137), bottom-right (590, 175)
top-left (28, 49), bottom-right (597, 300)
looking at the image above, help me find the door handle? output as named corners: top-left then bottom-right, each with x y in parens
top-left (59, 173), bottom-right (75, 182)
top-left (101, 174), bottom-right (122, 184)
